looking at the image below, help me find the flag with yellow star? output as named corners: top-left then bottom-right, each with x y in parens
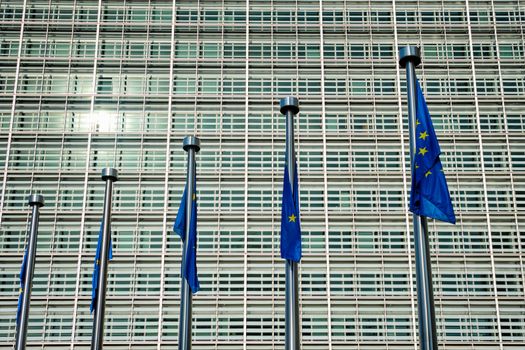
top-left (173, 180), bottom-right (200, 293)
top-left (410, 80), bottom-right (456, 224)
top-left (16, 248), bottom-right (28, 324)
top-left (91, 221), bottom-right (113, 313)
top-left (280, 164), bottom-right (302, 262)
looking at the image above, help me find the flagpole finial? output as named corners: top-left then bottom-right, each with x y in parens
top-left (399, 45), bottom-right (421, 68)
top-left (101, 168), bottom-right (118, 181)
top-left (27, 194), bottom-right (44, 207)
top-left (183, 136), bottom-right (201, 152)
top-left (280, 96), bottom-right (299, 115)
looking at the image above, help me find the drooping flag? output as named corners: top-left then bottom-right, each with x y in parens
top-left (409, 79), bottom-right (456, 224)
top-left (280, 162), bottom-right (302, 262)
top-left (173, 180), bottom-right (199, 293)
top-left (91, 222), bottom-right (113, 313)
top-left (16, 248), bottom-right (28, 324)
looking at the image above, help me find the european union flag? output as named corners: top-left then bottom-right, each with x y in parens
top-left (280, 163), bottom-right (302, 262)
top-left (16, 248), bottom-right (28, 325)
top-left (91, 222), bottom-right (113, 313)
top-left (409, 80), bottom-right (456, 224)
top-left (173, 180), bottom-right (199, 293)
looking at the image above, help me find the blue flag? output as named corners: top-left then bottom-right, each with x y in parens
top-left (16, 248), bottom-right (28, 324)
top-left (409, 80), bottom-right (456, 224)
top-left (91, 222), bottom-right (113, 313)
top-left (173, 180), bottom-right (199, 293)
top-left (280, 163), bottom-right (302, 262)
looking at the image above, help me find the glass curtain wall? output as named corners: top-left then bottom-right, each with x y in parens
top-left (0, 0), bottom-right (524, 349)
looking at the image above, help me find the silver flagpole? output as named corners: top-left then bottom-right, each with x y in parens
top-left (91, 168), bottom-right (118, 350)
top-left (399, 46), bottom-right (439, 350)
top-left (280, 96), bottom-right (301, 350)
top-left (15, 194), bottom-right (44, 350)
top-left (178, 136), bottom-right (200, 350)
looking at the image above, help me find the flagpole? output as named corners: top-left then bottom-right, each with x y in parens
top-left (15, 194), bottom-right (44, 350)
top-left (178, 136), bottom-right (200, 350)
top-left (91, 168), bottom-right (118, 350)
top-left (399, 46), bottom-right (439, 350)
top-left (280, 96), bottom-right (301, 350)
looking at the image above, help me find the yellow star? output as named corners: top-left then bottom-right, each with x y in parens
top-left (19, 288), bottom-right (23, 294)
top-left (425, 170), bottom-right (432, 177)
top-left (419, 131), bottom-right (429, 140)
top-left (192, 193), bottom-right (196, 201)
top-left (288, 214), bottom-right (296, 223)
top-left (96, 259), bottom-right (100, 265)
top-left (418, 147), bottom-right (428, 156)
top-left (415, 164), bottom-right (420, 169)
top-left (416, 119), bottom-right (421, 126)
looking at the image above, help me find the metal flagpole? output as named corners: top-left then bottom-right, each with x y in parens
top-left (280, 96), bottom-right (301, 350)
top-left (399, 46), bottom-right (439, 350)
top-left (15, 194), bottom-right (44, 350)
top-left (178, 136), bottom-right (200, 350)
top-left (91, 168), bottom-right (118, 350)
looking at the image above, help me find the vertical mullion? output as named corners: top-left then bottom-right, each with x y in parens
top-left (489, 0), bottom-right (525, 296)
top-left (69, 0), bottom-right (104, 347)
top-left (0, 0), bottom-right (27, 227)
top-left (318, 1), bottom-right (333, 348)
top-left (39, 0), bottom-right (60, 339)
top-left (464, 1), bottom-right (504, 348)
top-left (243, 0), bottom-right (250, 349)
top-left (391, 1), bottom-right (418, 348)
top-left (156, 1), bottom-right (178, 348)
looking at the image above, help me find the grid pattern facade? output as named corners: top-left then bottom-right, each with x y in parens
top-left (0, 0), bottom-right (524, 349)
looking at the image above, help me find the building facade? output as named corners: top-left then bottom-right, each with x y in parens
top-left (0, 0), bottom-right (524, 349)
